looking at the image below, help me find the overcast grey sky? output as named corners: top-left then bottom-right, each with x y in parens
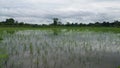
top-left (0, 0), bottom-right (120, 24)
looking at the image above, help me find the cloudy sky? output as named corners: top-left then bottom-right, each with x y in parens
top-left (0, 0), bottom-right (120, 24)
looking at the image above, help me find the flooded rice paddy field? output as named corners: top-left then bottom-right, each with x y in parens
top-left (0, 30), bottom-right (120, 68)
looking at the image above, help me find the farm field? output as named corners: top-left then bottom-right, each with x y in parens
top-left (0, 27), bottom-right (120, 68)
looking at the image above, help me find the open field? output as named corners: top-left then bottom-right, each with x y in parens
top-left (0, 27), bottom-right (120, 68)
top-left (0, 27), bottom-right (120, 33)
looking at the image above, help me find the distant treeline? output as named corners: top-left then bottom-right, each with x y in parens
top-left (0, 18), bottom-right (120, 27)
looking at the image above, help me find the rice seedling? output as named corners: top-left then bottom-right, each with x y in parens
top-left (118, 66), bottom-right (120, 68)
top-left (0, 30), bottom-right (120, 68)
top-left (0, 37), bottom-right (3, 41)
top-left (35, 56), bottom-right (39, 68)
top-left (52, 29), bottom-right (62, 35)
top-left (0, 54), bottom-right (9, 68)
top-left (23, 44), bottom-right (27, 52)
top-left (6, 30), bottom-right (15, 34)
top-left (29, 44), bottom-right (33, 55)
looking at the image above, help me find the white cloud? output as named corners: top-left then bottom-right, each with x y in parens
top-left (0, 0), bottom-right (120, 24)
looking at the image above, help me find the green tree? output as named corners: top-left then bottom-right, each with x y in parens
top-left (5, 18), bottom-right (15, 25)
top-left (53, 18), bottom-right (59, 25)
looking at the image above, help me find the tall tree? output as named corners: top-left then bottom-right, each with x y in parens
top-left (53, 18), bottom-right (59, 25)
